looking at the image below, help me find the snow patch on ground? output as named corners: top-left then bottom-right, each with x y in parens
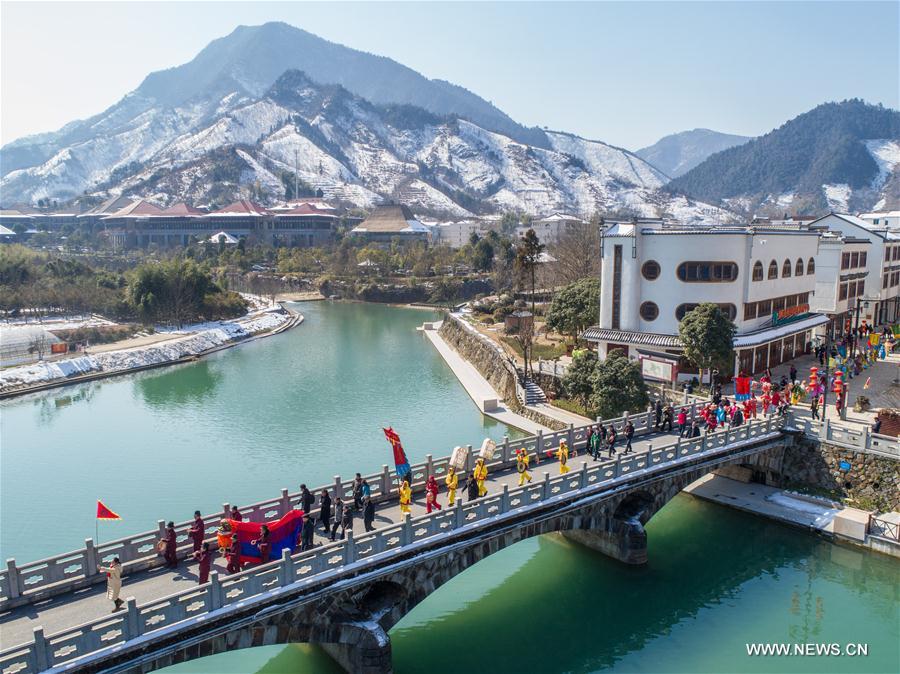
top-left (865, 139), bottom-right (900, 189)
top-left (823, 183), bottom-right (851, 212)
top-left (767, 492), bottom-right (840, 527)
top-left (0, 308), bottom-right (290, 392)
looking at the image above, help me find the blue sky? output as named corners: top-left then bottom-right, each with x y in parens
top-left (1, 1), bottom-right (897, 150)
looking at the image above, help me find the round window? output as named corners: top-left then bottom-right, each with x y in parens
top-left (641, 260), bottom-right (661, 280)
top-left (640, 301), bottom-right (659, 321)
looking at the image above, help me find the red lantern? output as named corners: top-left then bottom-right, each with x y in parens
top-left (809, 366), bottom-right (818, 388)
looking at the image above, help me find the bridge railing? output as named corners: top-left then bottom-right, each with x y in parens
top-left (0, 415), bottom-right (788, 674)
top-left (785, 413), bottom-right (900, 460)
top-left (0, 404), bottom-right (684, 613)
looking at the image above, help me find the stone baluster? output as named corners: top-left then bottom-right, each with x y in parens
top-left (85, 538), bottom-right (99, 577)
top-left (222, 503), bottom-right (231, 519)
top-left (465, 444), bottom-right (473, 473)
top-left (208, 572), bottom-right (223, 610)
top-left (124, 597), bottom-right (140, 639)
top-left (280, 548), bottom-right (294, 586)
top-left (500, 484), bottom-right (510, 513)
top-left (454, 499), bottom-right (464, 529)
top-left (567, 423), bottom-right (575, 452)
top-left (542, 472), bottom-right (550, 500)
top-left (5, 558), bottom-right (20, 599)
top-left (381, 465), bottom-right (391, 496)
top-left (580, 462), bottom-right (588, 489)
top-left (343, 531), bottom-right (356, 566)
top-left (536, 430), bottom-right (544, 458)
top-left (401, 514), bottom-right (412, 546)
top-left (33, 627), bottom-right (50, 671)
top-left (157, 520), bottom-right (166, 542)
top-left (501, 435), bottom-right (510, 465)
top-left (280, 489), bottom-right (291, 516)
top-left (614, 454), bottom-right (622, 478)
top-left (333, 475), bottom-right (342, 499)
top-left (426, 454), bottom-right (434, 478)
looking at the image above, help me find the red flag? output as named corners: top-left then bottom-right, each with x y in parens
top-left (96, 500), bottom-right (121, 520)
top-left (383, 427), bottom-right (411, 480)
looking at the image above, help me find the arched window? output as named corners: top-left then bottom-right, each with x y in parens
top-left (807, 257), bottom-right (815, 275)
top-left (752, 261), bottom-right (764, 281)
top-left (782, 259), bottom-right (792, 278)
top-left (676, 261), bottom-right (738, 283)
top-left (640, 302), bottom-right (659, 321)
top-left (641, 260), bottom-right (661, 280)
top-left (795, 258), bottom-right (804, 276)
top-left (675, 303), bottom-right (737, 322)
top-left (768, 260), bottom-right (778, 279)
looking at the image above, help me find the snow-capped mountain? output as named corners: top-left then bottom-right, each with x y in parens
top-left (1, 70), bottom-right (730, 221)
top-left (635, 129), bottom-right (751, 179)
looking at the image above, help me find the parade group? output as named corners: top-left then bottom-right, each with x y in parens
top-left (96, 332), bottom-right (892, 613)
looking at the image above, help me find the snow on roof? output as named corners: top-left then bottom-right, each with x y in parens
top-left (733, 314), bottom-right (830, 348)
top-left (604, 222), bottom-right (636, 237)
top-left (859, 211), bottom-right (900, 218)
top-left (272, 203), bottom-right (337, 218)
top-left (0, 210), bottom-right (34, 218)
top-left (537, 212), bottom-right (585, 223)
top-left (80, 195), bottom-right (139, 217)
top-left (210, 199), bottom-right (267, 216)
top-left (0, 225), bottom-right (16, 236)
top-left (208, 231), bottom-right (239, 244)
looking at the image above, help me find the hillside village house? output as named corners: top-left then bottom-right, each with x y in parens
top-left (585, 220), bottom-right (825, 382)
top-left (515, 212), bottom-right (586, 244)
top-left (430, 220), bottom-right (486, 248)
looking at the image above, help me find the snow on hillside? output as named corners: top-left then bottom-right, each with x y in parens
top-left (823, 183), bottom-right (851, 212)
top-left (865, 139), bottom-right (900, 189)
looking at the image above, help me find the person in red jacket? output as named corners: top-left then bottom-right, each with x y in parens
top-left (253, 525), bottom-right (271, 564)
top-left (425, 475), bottom-right (442, 513)
top-left (193, 542), bottom-right (212, 585)
top-left (226, 535), bottom-right (242, 574)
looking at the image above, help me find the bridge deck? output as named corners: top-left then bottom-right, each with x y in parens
top-left (0, 428), bottom-right (679, 649)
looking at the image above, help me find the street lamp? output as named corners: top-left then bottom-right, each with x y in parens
top-left (851, 297), bottom-right (871, 360)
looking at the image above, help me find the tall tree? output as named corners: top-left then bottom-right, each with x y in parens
top-left (515, 228), bottom-right (544, 315)
top-left (678, 303), bottom-right (737, 391)
top-left (548, 218), bottom-right (602, 286)
top-left (546, 277), bottom-right (600, 342)
top-left (589, 351), bottom-right (649, 419)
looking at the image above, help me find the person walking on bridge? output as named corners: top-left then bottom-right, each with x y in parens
top-left (226, 533), bottom-right (242, 574)
top-left (465, 474), bottom-right (479, 501)
top-left (330, 497), bottom-right (345, 540)
top-left (589, 427), bottom-right (601, 461)
top-left (189, 511), bottom-right (204, 554)
top-left (445, 467), bottom-right (459, 506)
top-left (162, 521), bottom-right (178, 568)
top-left (677, 408), bottom-right (688, 437)
top-left (353, 474), bottom-right (364, 512)
top-left (97, 557), bottom-right (123, 612)
top-left (363, 497), bottom-right (375, 532)
top-left (319, 489), bottom-right (332, 534)
top-left (606, 425), bottom-right (617, 456)
top-left (473, 458), bottom-right (489, 496)
top-left (426, 475), bottom-right (442, 513)
top-left (300, 484), bottom-right (313, 515)
top-left (623, 420), bottom-right (635, 453)
top-left (399, 479), bottom-right (412, 514)
top-left (556, 441), bottom-right (570, 474)
top-left (662, 405), bottom-right (674, 433)
top-left (229, 505), bottom-right (243, 522)
top-left (654, 397), bottom-right (663, 429)
top-left (193, 542), bottom-right (212, 585)
top-left (300, 515), bottom-right (316, 550)
top-left (253, 525), bottom-right (271, 563)
top-left (516, 448), bottom-right (533, 485)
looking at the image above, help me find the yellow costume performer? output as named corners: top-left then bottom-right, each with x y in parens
top-left (516, 449), bottom-right (532, 486)
top-left (445, 468), bottom-right (458, 506)
top-left (473, 458), bottom-right (488, 497)
top-left (399, 480), bottom-right (412, 514)
top-left (557, 441), bottom-right (570, 474)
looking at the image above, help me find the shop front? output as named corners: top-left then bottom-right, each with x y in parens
top-left (733, 313), bottom-right (830, 375)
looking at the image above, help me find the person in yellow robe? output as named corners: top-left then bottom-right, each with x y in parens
top-left (516, 448), bottom-right (532, 486)
top-left (399, 479), bottom-right (412, 514)
top-left (445, 467), bottom-right (458, 506)
top-left (473, 458), bottom-right (488, 496)
top-left (557, 440), bottom-right (570, 474)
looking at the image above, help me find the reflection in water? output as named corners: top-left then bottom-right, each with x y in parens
top-left (34, 384), bottom-right (97, 426)
top-left (135, 360), bottom-right (223, 407)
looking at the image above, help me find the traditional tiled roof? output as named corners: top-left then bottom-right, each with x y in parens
top-left (161, 202), bottom-right (207, 216)
top-left (102, 199), bottom-right (164, 218)
top-left (80, 195), bottom-right (138, 217)
top-left (581, 327), bottom-right (682, 348)
top-left (210, 200), bottom-right (267, 216)
top-left (351, 204), bottom-right (429, 233)
top-left (274, 203), bottom-right (337, 217)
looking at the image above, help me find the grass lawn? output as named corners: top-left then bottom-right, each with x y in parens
top-left (500, 336), bottom-right (567, 360)
top-left (551, 398), bottom-right (594, 418)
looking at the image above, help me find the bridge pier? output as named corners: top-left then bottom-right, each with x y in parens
top-left (562, 517), bottom-right (648, 565)
top-left (317, 622), bottom-right (392, 674)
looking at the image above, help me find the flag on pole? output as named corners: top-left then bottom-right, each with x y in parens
top-left (96, 500), bottom-right (121, 520)
top-left (863, 377), bottom-right (871, 390)
top-left (383, 427), bottom-right (411, 481)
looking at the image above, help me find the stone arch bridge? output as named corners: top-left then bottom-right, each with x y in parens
top-left (19, 417), bottom-right (789, 674)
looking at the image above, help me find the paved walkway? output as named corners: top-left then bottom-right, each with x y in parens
top-left (0, 426), bottom-right (683, 649)
top-left (421, 324), bottom-right (549, 434)
top-left (529, 401), bottom-right (594, 426)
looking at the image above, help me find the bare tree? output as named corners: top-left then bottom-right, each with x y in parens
top-left (548, 219), bottom-right (602, 287)
top-left (28, 333), bottom-right (48, 361)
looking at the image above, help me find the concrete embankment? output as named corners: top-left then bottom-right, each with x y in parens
top-left (0, 306), bottom-right (303, 399)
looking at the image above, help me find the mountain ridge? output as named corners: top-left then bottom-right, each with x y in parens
top-left (636, 128), bottom-right (751, 179)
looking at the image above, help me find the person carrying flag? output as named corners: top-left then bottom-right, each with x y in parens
top-left (97, 557), bottom-right (123, 613)
top-left (399, 478), bottom-right (412, 514)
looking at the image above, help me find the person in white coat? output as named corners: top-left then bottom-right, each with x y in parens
top-left (98, 557), bottom-right (123, 612)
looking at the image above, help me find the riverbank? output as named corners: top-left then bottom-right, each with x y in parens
top-left (0, 305), bottom-right (303, 399)
top-left (685, 473), bottom-right (900, 558)
top-left (421, 322), bottom-right (549, 434)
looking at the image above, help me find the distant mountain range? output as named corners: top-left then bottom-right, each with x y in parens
top-left (665, 100), bottom-right (900, 214)
top-left (635, 129), bottom-right (751, 178)
top-left (0, 23), bottom-right (727, 222)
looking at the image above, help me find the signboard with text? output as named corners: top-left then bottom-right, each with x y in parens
top-left (641, 356), bottom-right (676, 382)
top-left (772, 303), bottom-right (810, 326)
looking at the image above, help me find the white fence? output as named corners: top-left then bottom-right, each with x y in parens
top-left (0, 415), bottom-right (787, 674)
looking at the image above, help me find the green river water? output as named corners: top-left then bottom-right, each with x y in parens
top-left (2, 302), bottom-right (897, 673)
